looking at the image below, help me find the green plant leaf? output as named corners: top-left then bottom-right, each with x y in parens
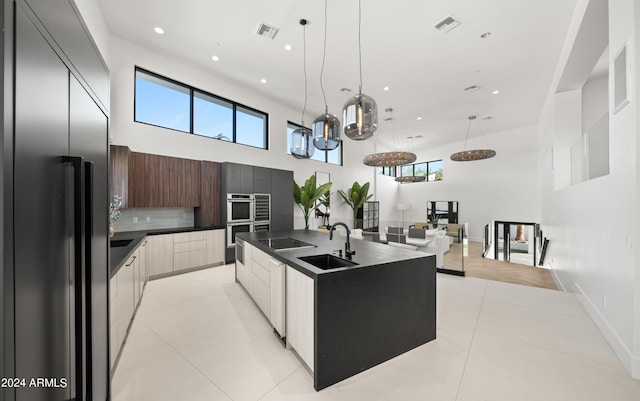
top-left (293, 182), bottom-right (302, 204)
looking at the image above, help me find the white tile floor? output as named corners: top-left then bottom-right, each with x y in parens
top-left (111, 264), bottom-right (640, 401)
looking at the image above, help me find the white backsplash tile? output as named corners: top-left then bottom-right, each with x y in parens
top-left (114, 208), bottom-right (194, 232)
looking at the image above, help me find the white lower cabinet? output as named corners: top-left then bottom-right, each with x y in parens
top-left (236, 240), bottom-right (250, 286)
top-left (110, 238), bottom-right (147, 371)
top-left (206, 229), bottom-right (225, 265)
top-left (286, 265), bottom-right (314, 371)
top-left (173, 231), bottom-right (207, 272)
top-left (269, 258), bottom-right (286, 337)
top-left (238, 243), bottom-right (286, 338)
top-left (146, 234), bottom-right (174, 277)
top-left (109, 275), bottom-right (118, 368)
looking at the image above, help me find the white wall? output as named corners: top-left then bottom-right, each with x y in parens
top-left (107, 34), bottom-right (379, 230)
top-left (386, 125), bottom-right (540, 242)
top-left (538, 0), bottom-right (640, 378)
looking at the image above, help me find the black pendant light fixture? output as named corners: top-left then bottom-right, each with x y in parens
top-left (312, 0), bottom-right (340, 151)
top-left (290, 19), bottom-right (315, 159)
top-left (342, 0), bottom-right (378, 141)
top-left (450, 116), bottom-right (497, 161)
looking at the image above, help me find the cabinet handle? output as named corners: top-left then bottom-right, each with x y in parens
top-left (142, 240), bottom-right (147, 246)
top-left (125, 256), bottom-right (137, 267)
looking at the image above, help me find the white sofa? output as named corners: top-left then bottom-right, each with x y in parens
top-left (352, 227), bottom-right (450, 268)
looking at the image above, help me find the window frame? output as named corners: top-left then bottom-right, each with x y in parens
top-left (396, 159), bottom-right (444, 182)
top-left (134, 67), bottom-right (269, 150)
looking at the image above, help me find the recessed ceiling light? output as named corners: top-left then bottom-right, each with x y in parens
top-left (415, 135), bottom-right (423, 139)
top-left (154, 27), bottom-right (165, 35)
top-left (480, 32), bottom-right (492, 38)
top-left (407, 136), bottom-right (413, 140)
top-left (211, 55), bottom-right (220, 62)
top-left (285, 44), bottom-right (293, 51)
top-left (339, 87), bottom-right (352, 94)
top-left (417, 117), bottom-right (423, 121)
top-left (383, 86), bottom-right (390, 91)
top-left (464, 85), bottom-right (480, 92)
top-left (483, 116), bottom-right (494, 120)
top-left (492, 90), bottom-right (500, 95)
top-left (260, 78), bottom-right (267, 84)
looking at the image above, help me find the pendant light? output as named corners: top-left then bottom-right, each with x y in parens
top-left (312, 0), bottom-right (340, 151)
top-left (450, 116), bottom-right (497, 161)
top-left (363, 108), bottom-right (416, 167)
top-left (290, 19), bottom-right (315, 159)
top-left (342, 0), bottom-right (378, 141)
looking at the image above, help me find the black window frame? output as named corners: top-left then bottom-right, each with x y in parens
top-left (378, 166), bottom-right (397, 176)
top-left (397, 159), bottom-right (444, 182)
top-left (286, 121), bottom-right (343, 166)
top-left (134, 67), bottom-right (269, 150)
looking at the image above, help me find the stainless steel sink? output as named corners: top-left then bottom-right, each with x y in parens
top-left (298, 254), bottom-right (358, 270)
top-left (110, 239), bottom-right (133, 248)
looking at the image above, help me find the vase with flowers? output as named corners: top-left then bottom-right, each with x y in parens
top-left (109, 194), bottom-right (122, 238)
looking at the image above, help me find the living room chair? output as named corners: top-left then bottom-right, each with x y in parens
top-left (386, 227), bottom-right (407, 244)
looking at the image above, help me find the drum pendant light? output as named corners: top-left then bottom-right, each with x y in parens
top-left (312, 0), bottom-right (340, 151)
top-left (342, 0), bottom-right (378, 141)
top-left (290, 19), bottom-right (315, 159)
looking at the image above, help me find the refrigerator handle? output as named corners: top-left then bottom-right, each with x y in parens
top-left (61, 156), bottom-right (88, 401)
top-left (84, 160), bottom-right (94, 399)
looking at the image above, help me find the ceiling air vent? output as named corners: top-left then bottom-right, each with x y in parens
top-left (256, 23), bottom-right (279, 39)
top-left (434, 16), bottom-right (460, 33)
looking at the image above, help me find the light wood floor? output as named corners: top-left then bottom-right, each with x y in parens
top-left (443, 241), bottom-right (558, 290)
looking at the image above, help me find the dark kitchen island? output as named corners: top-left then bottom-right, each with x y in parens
top-left (236, 229), bottom-right (436, 391)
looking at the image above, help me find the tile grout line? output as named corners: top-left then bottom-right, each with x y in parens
top-left (256, 366), bottom-right (306, 401)
top-left (454, 279), bottom-right (489, 401)
top-left (173, 346), bottom-right (236, 401)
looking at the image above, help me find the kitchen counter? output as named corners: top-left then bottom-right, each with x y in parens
top-left (237, 229), bottom-right (431, 277)
top-left (110, 225), bottom-right (225, 277)
top-left (237, 229), bottom-right (436, 391)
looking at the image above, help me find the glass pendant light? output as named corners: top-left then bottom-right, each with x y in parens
top-left (312, 0), bottom-right (340, 151)
top-left (450, 116), bottom-right (497, 161)
top-left (342, 0), bottom-right (378, 141)
top-left (290, 19), bottom-right (315, 159)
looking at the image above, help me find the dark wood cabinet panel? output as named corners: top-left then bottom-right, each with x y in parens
top-left (125, 151), bottom-right (202, 208)
top-left (195, 161), bottom-right (221, 227)
top-left (110, 145), bottom-right (130, 207)
top-left (127, 151), bottom-right (146, 207)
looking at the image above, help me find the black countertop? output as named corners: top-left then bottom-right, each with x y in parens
top-left (109, 225), bottom-right (225, 278)
top-left (236, 229), bottom-right (433, 278)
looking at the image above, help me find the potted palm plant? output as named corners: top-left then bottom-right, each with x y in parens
top-left (293, 175), bottom-right (332, 230)
top-left (338, 181), bottom-right (373, 229)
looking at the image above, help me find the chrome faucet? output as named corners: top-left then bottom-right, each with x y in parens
top-left (329, 222), bottom-right (355, 260)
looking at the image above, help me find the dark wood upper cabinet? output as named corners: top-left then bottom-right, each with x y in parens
top-left (111, 146), bottom-right (203, 208)
top-left (110, 145), bottom-right (130, 207)
top-left (194, 161), bottom-right (222, 227)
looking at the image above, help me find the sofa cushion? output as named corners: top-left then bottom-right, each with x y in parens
top-left (408, 228), bottom-right (426, 239)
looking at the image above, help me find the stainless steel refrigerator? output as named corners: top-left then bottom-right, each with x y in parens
top-left (3, 1), bottom-right (110, 400)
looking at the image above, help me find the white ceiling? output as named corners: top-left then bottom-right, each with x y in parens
top-left (97, 0), bottom-right (578, 151)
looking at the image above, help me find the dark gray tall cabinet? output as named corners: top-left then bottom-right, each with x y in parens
top-left (2, 1), bottom-right (110, 400)
top-left (222, 163), bottom-right (293, 263)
